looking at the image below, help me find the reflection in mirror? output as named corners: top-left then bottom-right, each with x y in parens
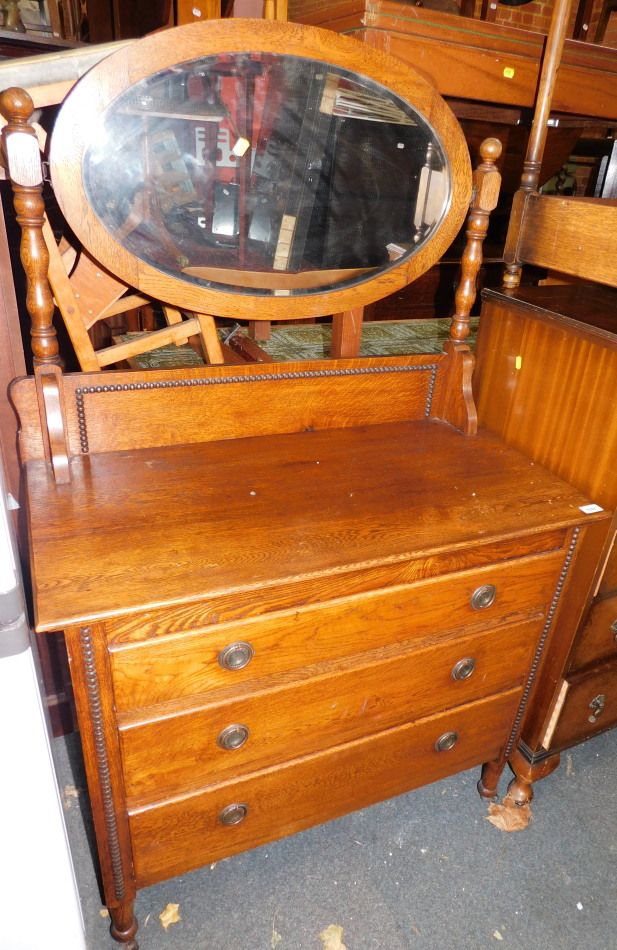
top-left (83, 53), bottom-right (450, 296)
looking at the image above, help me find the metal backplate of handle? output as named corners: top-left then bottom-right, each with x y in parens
top-left (588, 694), bottom-right (606, 723)
top-left (218, 641), bottom-right (254, 671)
top-left (470, 584), bottom-right (496, 610)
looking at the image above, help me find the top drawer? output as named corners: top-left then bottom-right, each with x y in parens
top-left (109, 548), bottom-right (566, 712)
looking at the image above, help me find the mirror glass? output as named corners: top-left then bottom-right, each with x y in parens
top-left (83, 53), bottom-right (450, 297)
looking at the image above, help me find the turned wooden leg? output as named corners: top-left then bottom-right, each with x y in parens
top-left (110, 901), bottom-right (138, 950)
top-left (477, 760), bottom-right (503, 800)
top-left (507, 747), bottom-right (561, 805)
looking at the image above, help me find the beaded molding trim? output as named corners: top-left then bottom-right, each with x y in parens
top-left (503, 526), bottom-right (581, 760)
top-left (74, 363), bottom-right (440, 454)
top-left (80, 626), bottom-right (126, 902)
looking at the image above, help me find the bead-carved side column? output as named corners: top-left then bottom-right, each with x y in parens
top-left (64, 623), bottom-right (138, 949)
top-left (477, 525), bottom-right (581, 801)
top-left (0, 87), bottom-right (60, 367)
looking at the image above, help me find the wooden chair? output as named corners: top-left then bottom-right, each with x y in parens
top-left (0, 88), bottom-right (224, 371)
top-left (42, 220), bottom-right (225, 371)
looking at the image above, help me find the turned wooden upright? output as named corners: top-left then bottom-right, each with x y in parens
top-left (0, 87), bottom-right (59, 366)
top-left (503, 0), bottom-right (575, 290)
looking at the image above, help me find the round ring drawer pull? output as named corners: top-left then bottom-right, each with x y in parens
top-left (218, 641), bottom-right (254, 671)
top-left (470, 584), bottom-right (496, 610)
top-left (217, 724), bottom-right (250, 751)
top-left (452, 657), bottom-right (476, 681)
top-left (218, 802), bottom-right (249, 826)
top-left (435, 731), bottom-right (458, 752)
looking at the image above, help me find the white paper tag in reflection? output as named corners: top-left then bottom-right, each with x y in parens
top-left (414, 167), bottom-right (446, 229)
top-left (232, 137), bottom-right (250, 158)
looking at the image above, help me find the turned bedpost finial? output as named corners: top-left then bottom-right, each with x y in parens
top-left (0, 87), bottom-right (60, 367)
top-left (448, 137), bottom-right (502, 346)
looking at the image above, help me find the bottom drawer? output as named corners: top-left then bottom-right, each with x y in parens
top-left (549, 659), bottom-right (617, 751)
top-left (129, 687), bottom-right (521, 888)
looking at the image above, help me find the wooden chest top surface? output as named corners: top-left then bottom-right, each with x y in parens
top-left (482, 285), bottom-right (617, 341)
top-left (26, 418), bottom-right (605, 632)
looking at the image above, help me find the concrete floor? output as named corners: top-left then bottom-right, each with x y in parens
top-left (55, 728), bottom-right (617, 950)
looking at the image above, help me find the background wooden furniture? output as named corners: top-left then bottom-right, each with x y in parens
top-left (473, 0), bottom-right (617, 801)
top-left (474, 284), bottom-right (617, 800)
top-left (43, 218), bottom-right (226, 371)
top-left (289, 0), bottom-right (617, 334)
top-left (289, 0), bottom-right (617, 121)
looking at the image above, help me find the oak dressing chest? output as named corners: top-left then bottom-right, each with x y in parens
top-left (2, 17), bottom-right (612, 949)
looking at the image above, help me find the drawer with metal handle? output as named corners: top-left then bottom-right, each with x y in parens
top-left (545, 657), bottom-right (617, 751)
top-left (119, 616), bottom-right (542, 805)
top-left (127, 686), bottom-right (523, 889)
top-left (110, 547), bottom-right (566, 712)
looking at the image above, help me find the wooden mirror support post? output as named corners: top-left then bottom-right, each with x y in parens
top-left (437, 136), bottom-right (502, 436)
top-left (0, 88), bottom-right (73, 484)
top-left (0, 87), bottom-right (59, 368)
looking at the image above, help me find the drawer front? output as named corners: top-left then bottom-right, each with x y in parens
top-left (598, 541), bottom-right (617, 599)
top-left (120, 618), bottom-right (542, 804)
top-left (110, 550), bottom-right (564, 711)
top-left (129, 688), bottom-right (521, 888)
top-left (549, 658), bottom-right (617, 751)
top-left (567, 595), bottom-right (617, 672)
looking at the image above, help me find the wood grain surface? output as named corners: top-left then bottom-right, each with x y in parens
top-left (128, 688), bottom-right (521, 888)
top-left (473, 288), bottom-right (617, 769)
top-left (11, 355), bottom-right (448, 461)
top-left (25, 419), bottom-right (605, 632)
top-left (548, 657), bottom-right (617, 750)
top-left (109, 550), bottom-right (562, 712)
top-left (566, 594), bottom-right (617, 671)
top-left (509, 195), bottom-right (617, 289)
top-left (291, 1), bottom-right (617, 120)
top-left (118, 617), bottom-right (542, 803)
top-left (474, 290), bottom-right (617, 507)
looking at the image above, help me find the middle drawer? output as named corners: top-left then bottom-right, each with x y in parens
top-left (119, 616), bottom-right (542, 805)
top-left (110, 549), bottom-right (564, 712)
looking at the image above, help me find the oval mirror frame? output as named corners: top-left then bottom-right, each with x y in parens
top-left (49, 18), bottom-right (472, 321)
